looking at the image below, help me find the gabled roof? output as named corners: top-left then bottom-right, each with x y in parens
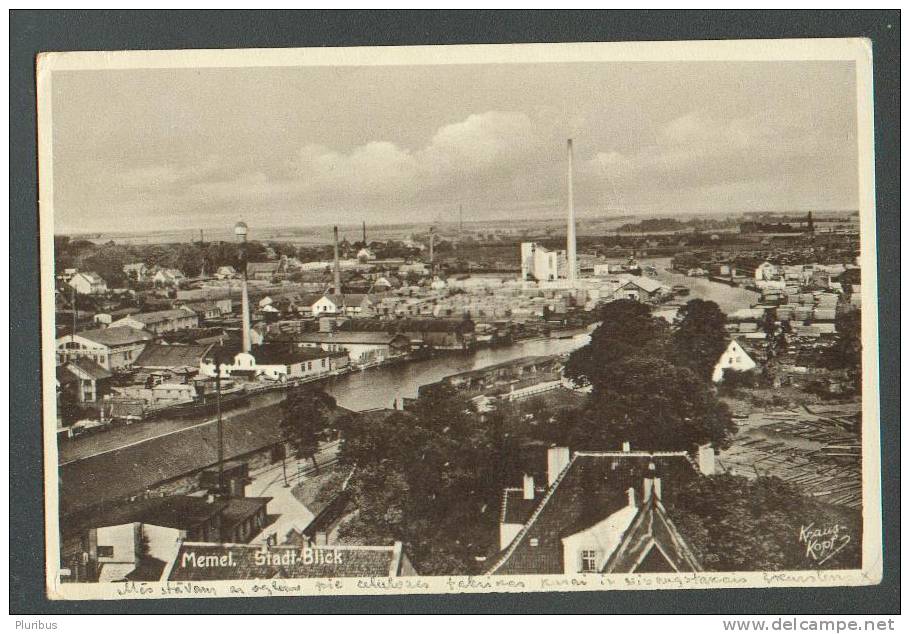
top-left (125, 309), bottom-right (196, 325)
top-left (67, 357), bottom-right (113, 380)
top-left (66, 495), bottom-right (230, 534)
top-left (166, 542), bottom-right (408, 580)
top-left (487, 451), bottom-right (696, 575)
top-left (134, 343), bottom-right (213, 369)
top-left (251, 343), bottom-right (333, 366)
top-left (602, 496), bottom-right (702, 573)
top-left (501, 488), bottom-right (545, 525)
top-left (72, 326), bottom-right (154, 347)
top-left (619, 276), bottom-right (666, 294)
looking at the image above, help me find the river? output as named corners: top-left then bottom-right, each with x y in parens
top-left (320, 332), bottom-right (593, 410)
top-left (643, 257), bottom-right (759, 314)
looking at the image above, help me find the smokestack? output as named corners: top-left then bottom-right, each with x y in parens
top-left (566, 139), bottom-right (577, 283)
top-left (333, 226), bottom-right (341, 294)
top-left (362, 220), bottom-right (367, 244)
top-left (429, 229), bottom-right (434, 268)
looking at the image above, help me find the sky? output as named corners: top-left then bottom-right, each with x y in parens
top-left (50, 60), bottom-right (859, 235)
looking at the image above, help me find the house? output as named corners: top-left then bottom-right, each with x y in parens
top-left (60, 494), bottom-right (271, 583)
top-left (712, 339), bottom-right (758, 383)
top-left (133, 343), bottom-right (214, 373)
top-left (754, 261), bottom-right (780, 282)
top-left (111, 308), bottom-right (199, 334)
top-left (311, 294), bottom-right (344, 315)
top-left (165, 541), bottom-right (413, 581)
top-left (246, 259), bottom-right (287, 282)
top-left (69, 271), bottom-right (108, 295)
top-left (611, 277), bottom-right (668, 303)
top-left (294, 331), bottom-right (410, 368)
top-left (488, 445), bottom-right (707, 575)
top-left (56, 327), bottom-right (153, 370)
top-left (56, 357), bottom-right (113, 403)
top-left (199, 343), bottom-right (336, 382)
top-left (122, 263), bottom-right (148, 282)
top-left (215, 265), bottom-right (237, 279)
top-left (356, 247), bottom-right (376, 262)
top-left (178, 301), bottom-right (224, 321)
top-left (152, 268), bottom-right (186, 287)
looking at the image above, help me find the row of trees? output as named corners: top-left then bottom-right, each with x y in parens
top-left (563, 298), bottom-right (735, 452)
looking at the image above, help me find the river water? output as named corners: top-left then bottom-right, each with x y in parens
top-left (320, 333), bottom-right (593, 411)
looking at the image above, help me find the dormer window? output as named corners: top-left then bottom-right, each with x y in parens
top-left (529, 538), bottom-right (539, 547)
top-left (581, 549), bottom-right (598, 572)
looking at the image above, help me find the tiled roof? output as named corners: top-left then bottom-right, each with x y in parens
top-left (75, 326), bottom-right (154, 347)
top-left (501, 488), bottom-right (544, 525)
top-left (220, 496), bottom-right (272, 527)
top-left (166, 542), bottom-right (406, 580)
top-left (59, 405), bottom-right (355, 517)
top-left (65, 495), bottom-right (230, 535)
top-left (68, 357), bottom-right (113, 380)
top-left (55, 365), bottom-right (79, 385)
top-left (487, 451), bottom-right (696, 575)
top-left (134, 343), bottom-right (213, 369)
top-left (128, 309), bottom-right (196, 325)
top-left (602, 497), bottom-right (702, 573)
top-left (251, 343), bottom-right (333, 366)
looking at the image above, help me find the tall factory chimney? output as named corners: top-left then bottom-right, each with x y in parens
top-left (428, 228), bottom-right (435, 269)
top-left (566, 139), bottom-right (577, 282)
top-left (362, 220), bottom-right (367, 244)
top-left (333, 225), bottom-right (342, 294)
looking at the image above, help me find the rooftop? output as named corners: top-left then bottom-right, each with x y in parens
top-left (487, 451), bottom-right (697, 575)
top-left (134, 343), bottom-right (214, 369)
top-left (71, 326), bottom-right (154, 347)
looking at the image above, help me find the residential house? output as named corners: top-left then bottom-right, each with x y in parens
top-left (56, 327), bottom-right (153, 370)
top-left (69, 271), bottom-right (108, 295)
top-left (111, 308), bottom-right (199, 334)
top-left (178, 301), bottom-right (224, 321)
top-left (712, 339), bottom-right (758, 383)
top-left (61, 494), bottom-right (271, 583)
top-left (246, 259), bottom-right (287, 282)
top-left (56, 357), bottom-right (113, 403)
top-left (122, 263), bottom-right (148, 282)
top-left (311, 294), bottom-right (344, 315)
top-left (488, 445), bottom-right (708, 575)
top-left (215, 265), bottom-right (237, 279)
top-left (152, 268), bottom-right (187, 287)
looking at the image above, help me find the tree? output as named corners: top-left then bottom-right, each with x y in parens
top-left (666, 474), bottom-right (861, 571)
top-left (564, 299), bottom-right (668, 387)
top-left (671, 299), bottom-right (729, 382)
top-left (569, 355), bottom-right (735, 452)
top-left (280, 387), bottom-right (336, 474)
top-left (826, 309), bottom-right (862, 387)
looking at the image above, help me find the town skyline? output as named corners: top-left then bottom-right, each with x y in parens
top-left (50, 60), bottom-right (858, 234)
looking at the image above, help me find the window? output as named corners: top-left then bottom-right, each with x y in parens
top-left (581, 549), bottom-right (598, 573)
top-left (97, 545), bottom-right (114, 558)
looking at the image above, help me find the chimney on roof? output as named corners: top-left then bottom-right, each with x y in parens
top-left (643, 462), bottom-right (656, 504)
top-left (333, 226), bottom-right (342, 294)
top-left (522, 474), bottom-right (535, 500)
top-left (698, 443), bottom-right (716, 476)
top-left (546, 446), bottom-right (570, 486)
top-left (627, 486), bottom-right (636, 508)
top-left (622, 441), bottom-right (631, 452)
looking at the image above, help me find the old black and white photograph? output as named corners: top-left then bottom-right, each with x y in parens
top-left (36, 39), bottom-right (881, 600)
